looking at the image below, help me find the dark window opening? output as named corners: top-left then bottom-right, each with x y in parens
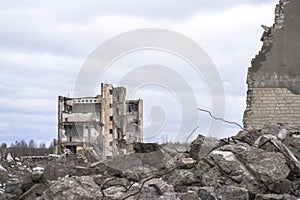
top-left (66, 145), bottom-right (76, 154)
top-left (109, 89), bottom-right (113, 95)
top-left (66, 105), bottom-right (72, 112)
top-left (65, 118), bottom-right (68, 122)
top-left (109, 103), bottom-right (112, 108)
top-left (109, 129), bottom-right (113, 134)
top-left (109, 116), bottom-right (113, 121)
top-left (128, 104), bottom-right (138, 112)
top-left (109, 141), bottom-right (113, 146)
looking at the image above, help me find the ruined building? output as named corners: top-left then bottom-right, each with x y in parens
top-left (57, 83), bottom-right (143, 159)
top-left (243, 0), bottom-right (300, 129)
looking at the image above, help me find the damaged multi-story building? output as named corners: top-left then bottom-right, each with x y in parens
top-left (243, 0), bottom-right (300, 129)
top-left (57, 83), bottom-right (143, 160)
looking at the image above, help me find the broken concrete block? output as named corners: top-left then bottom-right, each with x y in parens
top-left (133, 142), bottom-right (160, 153)
top-left (6, 153), bottom-right (14, 163)
top-left (284, 133), bottom-right (300, 160)
top-left (4, 182), bottom-right (23, 196)
top-left (40, 176), bottom-right (102, 199)
top-left (0, 164), bottom-right (7, 172)
top-left (103, 186), bottom-right (125, 199)
top-left (255, 193), bottom-right (298, 200)
top-left (232, 147), bottom-right (290, 185)
top-left (189, 135), bottom-right (205, 160)
top-left (197, 187), bottom-right (218, 200)
top-left (179, 190), bottom-right (200, 200)
top-left (189, 135), bottom-right (222, 160)
top-left (178, 158), bottom-right (196, 169)
top-left (232, 129), bottom-right (262, 146)
top-left (31, 166), bottom-right (45, 182)
top-left (217, 186), bottom-right (249, 200)
top-left (131, 178), bottom-right (176, 200)
top-left (164, 169), bottom-right (198, 190)
top-left (198, 137), bottom-right (222, 158)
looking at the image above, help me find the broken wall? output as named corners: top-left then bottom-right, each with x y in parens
top-left (57, 96), bottom-right (103, 156)
top-left (243, 0), bottom-right (300, 129)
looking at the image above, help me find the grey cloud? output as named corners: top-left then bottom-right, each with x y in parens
top-left (0, 0), bottom-right (278, 144)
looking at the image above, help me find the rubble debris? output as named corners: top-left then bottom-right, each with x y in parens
top-left (254, 193), bottom-right (298, 200)
top-left (6, 153), bottom-right (14, 163)
top-left (217, 186), bottom-right (249, 200)
top-left (40, 175), bottom-right (103, 199)
top-left (178, 158), bottom-right (196, 169)
top-left (178, 190), bottom-right (199, 200)
top-left (31, 166), bottom-right (45, 182)
top-left (2, 0), bottom-right (300, 198)
top-left (1, 123), bottom-right (300, 199)
top-left (148, 184), bottom-right (164, 195)
top-left (133, 142), bottom-right (160, 153)
top-left (0, 164), bottom-right (7, 172)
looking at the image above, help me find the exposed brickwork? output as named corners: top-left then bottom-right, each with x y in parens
top-left (244, 87), bottom-right (300, 129)
top-left (243, 0), bottom-right (300, 129)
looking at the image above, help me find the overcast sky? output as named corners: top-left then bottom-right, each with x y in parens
top-left (0, 0), bottom-right (278, 146)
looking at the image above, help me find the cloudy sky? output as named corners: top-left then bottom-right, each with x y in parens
top-left (0, 0), bottom-right (278, 146)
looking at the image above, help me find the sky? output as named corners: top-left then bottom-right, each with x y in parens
top-left (0, 0), bottom-right (278, 146)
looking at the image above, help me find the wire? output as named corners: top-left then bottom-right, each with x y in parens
top-left (197, 108), bottom-right (243, 130)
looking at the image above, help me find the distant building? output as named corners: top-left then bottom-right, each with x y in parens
top-left (57, 83), bottom-right (143, 160)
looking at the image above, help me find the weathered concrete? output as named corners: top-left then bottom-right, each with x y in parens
top-left (244, 0), bottom-right (300, 129)
top-left (57, 83), bottom-right (143, 160)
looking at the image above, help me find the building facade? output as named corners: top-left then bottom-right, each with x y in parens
top-left (57, 83), bottom-right (143, 160)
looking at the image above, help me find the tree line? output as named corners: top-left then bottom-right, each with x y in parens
top-left (8, 139), bottom-right (54, 149)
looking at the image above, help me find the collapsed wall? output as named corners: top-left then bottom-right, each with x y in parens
top-left (243, 0), bottom-right (300, 129)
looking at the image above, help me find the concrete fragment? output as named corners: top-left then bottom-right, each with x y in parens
top-left (40, 176), bottom-right (102, 199)
top-left (255, 194), bottom-right (298, 200)
top-left (103, 186), bottom-right (125, 199)
top-left (217, 186), bottom-right (249, 200)
top-left (189, 135), bottom-right (222, 160)
top-left (284, 133), bottom-right (300, 160)
top-left (134, 142), bottom-right (160, 153)
top-left (197, 187), bottom-right (217, 200)
top-left (0, 165), bottom-right (7, 172)
top-left (179, 158), bottom-right (196, 169)
top-left (232, 129), bottom-right (262, 146)
top-left (164, 169), bottom-right (198, 190)
top-left (6, 153), bottom-right (14, 163)
top-left (130, 178), bottom-right (177, 200)
top-left (179, 190), bottom-right (200, 200)
top-left (32, 166), bottom-right (45, 181)
top-left (189, 135), bottom-right (205, 160)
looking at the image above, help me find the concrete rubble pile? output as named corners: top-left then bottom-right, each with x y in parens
top-left (1, 124), bottom-right (300, 199)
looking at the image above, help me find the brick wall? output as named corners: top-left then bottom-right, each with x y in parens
top-left (243, 0), bottom-right (300, 129)
top-left (243, 87), bottom-right (300, 129)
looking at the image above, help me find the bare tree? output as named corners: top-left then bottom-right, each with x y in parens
top-left (28, 139), bottom-right (37, 148)
top-left (48, 141), bottom-right (54, 149)
top-left (39, 143), bottom-right (46, 149)
top-left (18, 140), bottom-right (28, 148)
